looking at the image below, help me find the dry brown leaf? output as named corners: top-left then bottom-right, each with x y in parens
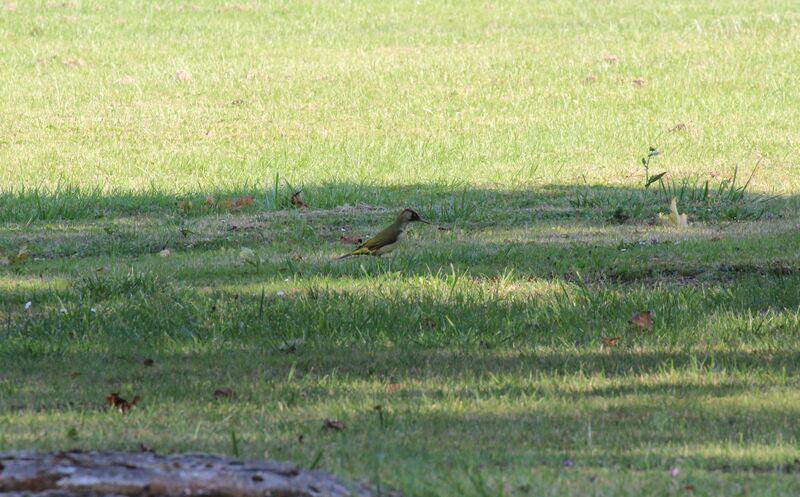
top-left (321, 419), bottom-right (345, 432)
top-left (213, 388), bottom-right (235, 399)
top-left (279, 338), bottom-right (305, 353)
top-left (7, 247), bottom-right (29, 265)
top-left (633, 78), bottom-right (646, 88)
top-left (175, 70), bottom-right (192, 81)
top-left (669, 198), bottom-right (689, 228)
top-left (234, 195), bottom-right (254, 209)
top-left (601, 336), bottom-right (620, 347)
top-left (177, 199), bottom-right (192, 213)
top-left (338, 236), bottom-right (363, 245)
top-left (629, 310), bottom-right (654, 330)
top-left (203, 194), bottom-right (216, 207)
top-left (105, 392), bottom-right (140, 413)
top-left (291, 191), bottom-right (309, 209)
top-left (670, 123), bottom-right (689, 132)
top-left (63, 58), bottom-right (85, 69)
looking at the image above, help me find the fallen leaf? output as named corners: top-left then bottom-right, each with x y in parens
top-left (175, 69), bottom-right (192, 81)
top-left (629, 310), bottom-right (654, 330)
top-left (203, 194), bottom-right (216, 207)
top-left (63, 58), bottom-right (85, 69)
top-left (338, 236), bottom-right (363, 245)
top-left (279, 338), bottom-right (305, 353)
top-left (669, 123), bottom-right (689, 132)
top-left (177, 199), bottom-right (192, 213)
top-left (105, 392), bottom-right (140, 413)
top-left (213, 388), bottom-right (235, 399)
top-left (669, 198), bottom-right (689, 227)
top-left (11, 246), bottom-right (29, 264)
top-left (234, 195), bottom-right (254, 209)
top-left (143, 358), bottom-right (154, 367)
top-left (159, 248), bottom-right (171, 257)
top-left (633, 78), bottom-right (646, 88)
top-left (601, 336), bottom-right (620, 347)
top-left (291, 191), bottom-right (309, 209)
top-left (321, 419), bottom-right (345, 432)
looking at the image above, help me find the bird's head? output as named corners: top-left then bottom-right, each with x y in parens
top-left (397, 208), bottom-right (428, 225)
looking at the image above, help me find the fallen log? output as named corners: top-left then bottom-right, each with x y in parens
top-left (0, 451), bottom-right (386, 497)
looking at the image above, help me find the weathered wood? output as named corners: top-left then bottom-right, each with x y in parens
top-left (0, 451), bottom-right (386, 497)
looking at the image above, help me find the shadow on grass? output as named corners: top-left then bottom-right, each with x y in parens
top-left (0, 181), bottom-right (792, 224)
top-left (3, 346), bottom-right (800, 475)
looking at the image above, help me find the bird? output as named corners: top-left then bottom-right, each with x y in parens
top-left (340, 208), bottom-right (429, 258)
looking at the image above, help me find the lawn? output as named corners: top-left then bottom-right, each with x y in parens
top-left (2, 1), bottom-right (800, 495)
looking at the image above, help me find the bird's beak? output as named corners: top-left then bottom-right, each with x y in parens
top-left (418, 218), bottom-right (430, 224)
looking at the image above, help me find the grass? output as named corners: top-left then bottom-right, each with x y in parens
top-left (2, 1), bottom-right (800, 496)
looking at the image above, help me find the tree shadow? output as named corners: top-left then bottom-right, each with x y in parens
top-left (0, 181), bottom-right (793, 224)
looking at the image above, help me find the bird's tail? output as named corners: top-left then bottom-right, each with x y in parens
top-left (339, 247), bottom-right (371, 259)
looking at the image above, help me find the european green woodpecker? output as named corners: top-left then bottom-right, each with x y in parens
top-left (340, 208), bottom-right (429, 258)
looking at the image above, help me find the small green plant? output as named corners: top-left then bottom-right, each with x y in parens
top-left (641, 146), bottom-right (667, 189)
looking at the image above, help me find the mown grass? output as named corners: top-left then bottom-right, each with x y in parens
top-left (2, 1), bottom-right (800, 496)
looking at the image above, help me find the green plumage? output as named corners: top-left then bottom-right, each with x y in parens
top-left (340, 208), bottom-right (428, 258)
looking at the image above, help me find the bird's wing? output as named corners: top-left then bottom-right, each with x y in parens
top-left (357, 225), bottom-right (400, 251)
